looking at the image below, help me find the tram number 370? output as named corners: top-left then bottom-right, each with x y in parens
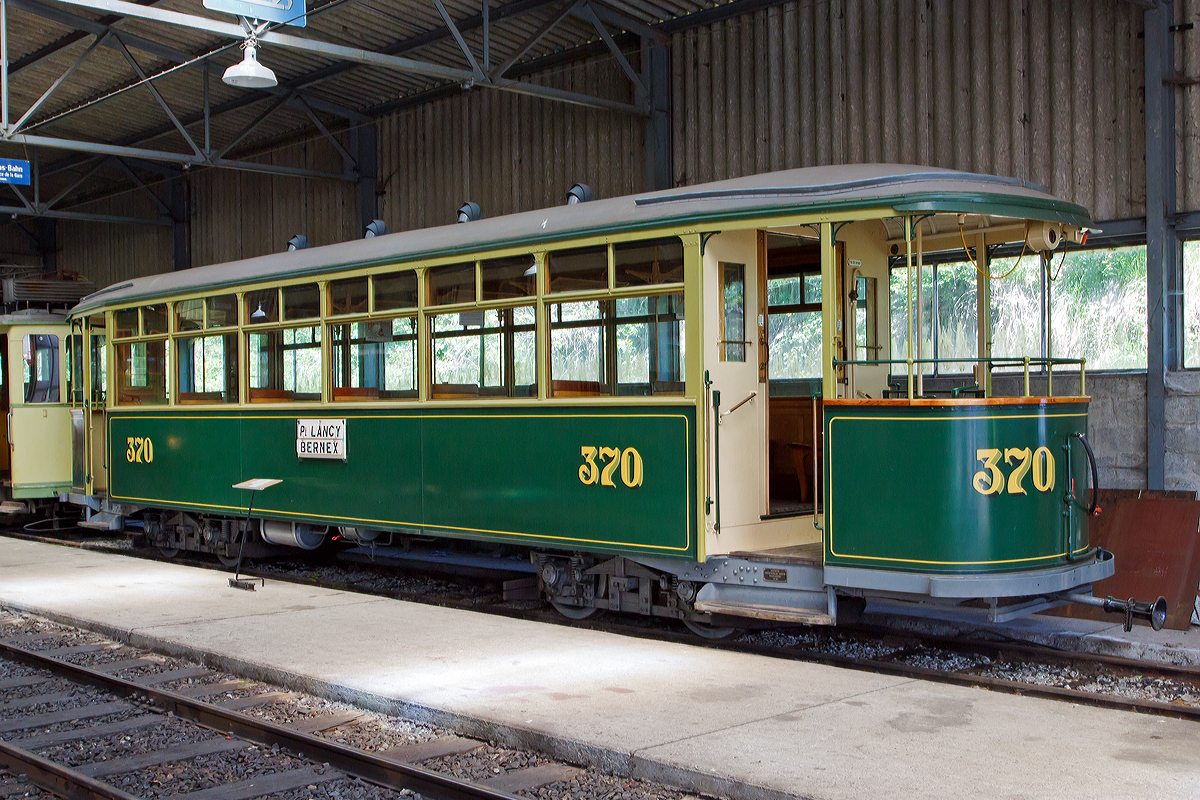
top-left (579, 446), bottom-right (644, 489)
top-left (973, 446), bottom-right (1055, 496)
top-left (125, 436), bottom-right (154, 464)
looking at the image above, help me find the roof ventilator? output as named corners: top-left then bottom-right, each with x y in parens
top-left (458, 202), bottom-right (482, 223)
top-left (364, 219), bottom-right (388, 238)
top-left (286, 234), bottom-right (309, 252)
top-left (566, 183), bottom-right (594, 204)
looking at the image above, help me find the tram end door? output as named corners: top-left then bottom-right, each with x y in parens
top-left (759, 232), bottom-right (838, 519)
top-left (68, 316), bottom-right (108, 498)
top-left (8, 324), bottom-right (74, 501)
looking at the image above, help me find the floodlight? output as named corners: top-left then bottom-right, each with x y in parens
top-left (223, 40), bottom-right (277, 89)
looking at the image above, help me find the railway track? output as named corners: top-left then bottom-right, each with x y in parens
top-left (5, 527), bottom-right (1200, 726)
top-left (0, 634), bottom-right (543, 800)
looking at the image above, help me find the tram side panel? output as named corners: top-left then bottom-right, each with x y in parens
top-left (106, 405), bottom-right (698, 560)
top-left (822, 400), bottom-right (1091, 575)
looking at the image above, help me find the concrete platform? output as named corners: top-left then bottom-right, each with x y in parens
top-left (0, 538), bottom-right (1198, 800)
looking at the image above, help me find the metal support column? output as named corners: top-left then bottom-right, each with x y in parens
top-left (642, 35), bottom-right (671, 191)
top-left (33, 217), bottom-right (56, 276)
top-left (354, 124), bottom-right (378, 233)
top-left (169, 175), bottom-right (189, 271)
top-left (1145, 1), bottom-right (1175, 490)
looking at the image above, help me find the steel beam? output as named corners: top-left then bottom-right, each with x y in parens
top-left (643, 37), bottom-right (670, 190)
top-left (49, 0), bottom-right (477, 82)
top-left (353, 124), bottom-right (377, 235)
top-left (490, 0), bottom-right (579, 80)
top-left (11, 0), bottom-right (368, 124)
top-left (6, 132), bottom-right (356, 180)
top-left (433, 0), bottom-right (485, 80)
top-left (1145, 1), bottom-right (1173, 490)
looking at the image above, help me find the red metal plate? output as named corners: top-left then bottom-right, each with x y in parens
top-left (1048, 489), bottom-right (1200, 630)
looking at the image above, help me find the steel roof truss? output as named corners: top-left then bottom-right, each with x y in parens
top-left (11, 0), bottom-right (368, 124)
top-left (112, 157), bottom-right (171, 217)
top-left (489, 0), bottom-right (580, 81)
top-left (294, 95), bottom-right (356, 171)
top-left (11, 30), bottom-right (108, 134)
top-left (433, 0), bottom-right (484, 80)
top-left (216, 91), bottom-right (295, 160)
top-left (111, 35), bottom-right (203, 158)
top-left (577, 1), bottom-right (645, 101)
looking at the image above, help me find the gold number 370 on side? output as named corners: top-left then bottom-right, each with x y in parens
top-left (579, 446), bottom-right (643, 489)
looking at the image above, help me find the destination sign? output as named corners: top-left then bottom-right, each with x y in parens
top-left (0, 159), bottom-right (30, 186)
top-left (204, 0), bottom-right (306, 27)
top-left (296, 418), bottom-right (346, 460)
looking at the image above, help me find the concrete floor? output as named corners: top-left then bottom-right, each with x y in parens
top-left (0, 538), bottom-right (1198, 800)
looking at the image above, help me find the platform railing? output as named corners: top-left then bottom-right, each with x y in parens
top-left (831, 356), bottom-right (1087, 400)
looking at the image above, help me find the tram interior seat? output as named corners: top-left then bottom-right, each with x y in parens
top-left (768, 396), bottom-right (822, 513)
top-left (249, 388), bottom-right (295, 402)
top-left (552, 379), bottom-right (607, 397)
top-left (432, 383), bottom-right (481, 399)
top-left (179, 391), bottom-right (225, 404)
top-left (884, 374), bottom-right (987, 399)
top-left (333, 386), bottom-right (379, 401)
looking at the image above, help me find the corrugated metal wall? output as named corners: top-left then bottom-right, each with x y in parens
top-left (190, 137), bottom-right (360, 267)
top-left (671, 0), bottom-right (1146, 222)
top-left (377, 54), bottom-right (645, 232)
top-left (60, 192), bottom-right (173, 288)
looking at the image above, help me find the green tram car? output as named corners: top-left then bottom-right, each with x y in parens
top-left (33, 164), bottom-right (1135, 633)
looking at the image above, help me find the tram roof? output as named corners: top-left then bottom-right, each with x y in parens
top-left (71, 164), bottom-right (1091, 316)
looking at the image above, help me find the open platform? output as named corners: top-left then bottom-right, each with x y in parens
top-left (0, 538), bottom-right (1197, 800)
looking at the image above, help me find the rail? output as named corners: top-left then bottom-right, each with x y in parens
top-left (831, 356), bottom-right (1087, 401)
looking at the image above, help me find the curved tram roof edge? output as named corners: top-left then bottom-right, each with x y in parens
top-left (70, 164), bottom-right (1092, 317)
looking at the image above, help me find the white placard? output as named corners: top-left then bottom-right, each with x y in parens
top-left (296, 418), bottom-right (346, 460)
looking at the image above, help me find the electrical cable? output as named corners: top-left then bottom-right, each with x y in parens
top-left (1047, 239), bottom-right (1070, 282)
top-left (961, 222), bottom-right (1029, 280)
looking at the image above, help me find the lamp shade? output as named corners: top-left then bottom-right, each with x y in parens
top-left (223, 42), bottom-right (277, 89)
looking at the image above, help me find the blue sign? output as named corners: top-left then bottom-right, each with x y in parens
top-left (203, 0), bottom-right (306, 27)
top-left (0, 159), bottom-right (30, 186)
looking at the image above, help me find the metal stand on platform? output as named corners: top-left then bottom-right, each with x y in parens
top-left (229, 478), bottom-right (281, 591)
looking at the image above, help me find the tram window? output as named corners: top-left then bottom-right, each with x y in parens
top-left (248, 326), bottom-right (321, 401)
top-left (550, 300), bottom-right (609, 396)
top-left (283, 283), bottom-right (321, 321)
top-left (430, 306), bottom-right (536, 398)
top-left (114, 308), bottom-right (139, 339)
top-left (176, 299), bottom-right (204, 332)
top-left (615, 294), bottom-right (685, 395)
top-left (853, 276), bottom-right (878, 362)
top-left (245, 288), bottom-right (279, 325)
top-left (614, 237), bottom-right (684, 288)
top-left (68, 333), bottom-right (83, 404)
top-left (115, 340), bottom-right (167, 405)
top-left (206, 295), bottom-right (237, 328)
top-left (721, 263), bottom-right (746, 362)
top-left (767, 270), bottom-right (822, 380)
top-left (427, 262), bottom-right (476, 306)
top-left (143, 305), bottom-right (168, 336)
top-left (374, 271), bottom-right (418, 311)
top-left (329, 318), bottom-right (417, 401)
top-left (23, 335), bottom-right (60, 403)
top-left (177, 335), bottom-right (238, 404)
top-left (547, 245), bottom-right (607, 293)
top-left (91, 334), bottom-right (107, 404)
top-left (481, 255), bottom-right (536, 301)
top-left (329, 277), bottom-right (368, 316)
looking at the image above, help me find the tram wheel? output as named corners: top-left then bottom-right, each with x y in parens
top-left (157, 546), bottom-right (180, 559)
top-left (217, 552), bottom-right (242, 568)
top-left (682, 618), bottom-right (738, 639)
top-left (550, 599), bottom-right (601, 620)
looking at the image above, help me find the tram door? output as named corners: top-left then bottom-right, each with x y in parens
top-left (758, 233), bottom-right (842, 517)
top-left (8, 325), bottom-right (73, 499)
top-left (69, 317), bottom-right (107, 496)
top-left (0, 333), bottom-right (9, 483)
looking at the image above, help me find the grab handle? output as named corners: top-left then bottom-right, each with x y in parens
top-left (1071, 432), bottom-right (1100, 517)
